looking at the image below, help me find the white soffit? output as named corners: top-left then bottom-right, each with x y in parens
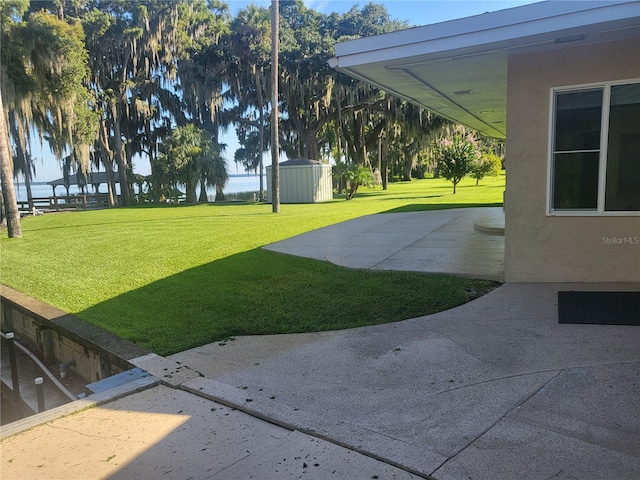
top-left (330, 0), bottom-right (640, 139)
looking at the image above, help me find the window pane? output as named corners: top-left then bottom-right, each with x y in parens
top-left (605, 83), bottom-right (640, 211)
top-left (552, 152), bottom-right (600, 210)
top-left (554, 89), bottom-right (603, 151)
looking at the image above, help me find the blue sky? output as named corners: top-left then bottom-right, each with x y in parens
top-left (229, 0), bottom-right (542, 27)
top-left (31, 0), bottom-right (541, 181)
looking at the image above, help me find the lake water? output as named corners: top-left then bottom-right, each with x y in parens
top-left (14, 174), bottom-right (266, 203)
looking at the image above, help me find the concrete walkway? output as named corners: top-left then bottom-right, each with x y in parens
top-left (2, 208), bottom-right (639, 479)
top-left (264, 207), bottom-right (505, 281)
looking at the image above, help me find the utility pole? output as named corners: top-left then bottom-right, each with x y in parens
top-left (270, 0), bottom-right (280, 213)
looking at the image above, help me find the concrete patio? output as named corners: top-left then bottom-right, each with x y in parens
top-left (169, 281), bottom-right (640, 480)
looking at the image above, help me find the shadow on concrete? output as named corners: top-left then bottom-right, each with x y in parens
top-left (0, 383), bottom-right (417, 479)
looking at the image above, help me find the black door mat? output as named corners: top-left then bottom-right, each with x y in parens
top-left (558, 291), bottom-right (640, 326)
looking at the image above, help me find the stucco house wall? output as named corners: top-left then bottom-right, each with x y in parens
top-left (505, 37), bottom-right (640, 282)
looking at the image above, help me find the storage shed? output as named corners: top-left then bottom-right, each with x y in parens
top-left (266, 159), bottom-right (333, 203)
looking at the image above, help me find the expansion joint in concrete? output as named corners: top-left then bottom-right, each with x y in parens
top-left (176, 378), bottom-right (435, 479)
top-left (430, 369), bottom-right (563, 477)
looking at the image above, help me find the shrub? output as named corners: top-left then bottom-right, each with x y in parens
top-left (435, 135), bottom-right (481, 193)
top-left (333, 163), bottom-right (374, 200)
top-left (469, 152), bottom-right (502, 185)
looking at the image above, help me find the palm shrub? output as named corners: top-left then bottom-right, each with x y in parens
top-left (333, 163), bottom-right (374, 200)
top-left (198, 144), bottom-right (228, 203)
top-left (435, 135), bottom-right (482, 193)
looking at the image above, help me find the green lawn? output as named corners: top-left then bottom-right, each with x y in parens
top-left (1, 175), bottom-right (504, 355)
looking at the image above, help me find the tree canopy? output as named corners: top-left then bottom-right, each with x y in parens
top-left (1, 0), bottom-right (499, 228)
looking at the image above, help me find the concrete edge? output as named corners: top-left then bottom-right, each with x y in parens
top-left (0, 375), bottom-right (159, 440)
top-left (0, 284), bottom-right (150, 365)
top-left (473, 218), bottom-right (505, 236)
top-left (180, 376), bottom-right (444, 479)
top-left (129, 353), bottom-right (203, 386)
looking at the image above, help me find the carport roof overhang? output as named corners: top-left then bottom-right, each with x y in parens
top-left (329, 0), bottom-right (640, 139)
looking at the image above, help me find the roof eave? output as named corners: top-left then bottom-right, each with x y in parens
top-left (329, 1), bottom-right (640, 139)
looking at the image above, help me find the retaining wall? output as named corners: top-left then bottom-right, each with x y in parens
top-left (1, 286), bottom-right (149, 385)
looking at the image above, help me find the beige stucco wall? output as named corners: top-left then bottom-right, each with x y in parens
top-left (505, 37), bottom-right (640, 282)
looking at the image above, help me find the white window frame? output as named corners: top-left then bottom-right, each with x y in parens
top-left (547, 78), bottom-right (640, 217)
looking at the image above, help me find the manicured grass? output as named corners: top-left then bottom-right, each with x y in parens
top-left (1, 175), bottom-right (504, 355)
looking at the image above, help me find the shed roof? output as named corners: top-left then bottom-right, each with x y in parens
top-left (329, 0), bottom-right (640, 138)
top-left (278, 159), bottom-right (327, 167)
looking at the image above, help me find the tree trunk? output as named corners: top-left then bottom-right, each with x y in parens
top-left (215, 185), bottom-right (225, 202)
top-left (125, 140), bottom-right (136, 203)
top-left (104, 158), bottom-right (117, 207)
top-left (198, 176), bottom-right (208, 203)
top-left (56, 0), bottom-right (65, 19)
top-left (402, 156), bottom-right (413, 181)
top-left (9, 111), bottom-right (34, 210)
top-left (271, 0), bottom-right (280, 213)
top-left (0, 188), bottom-right (5, 228)
top-left (255, 69), bottom-right (265, 201)
top-left (336, 120), bottom-right (342, 165)
top-left (98, 121), bottom-right (117, 207)
top-left (110, 102), bottom-right (131, 206)
top-left (144, 120), bottom-right (162, 204)
top-left (377, 135), bottom-right (382, 174)
top-left (300, 130), bottom-right (320, 160)
top-left (0, 95), bottom-right (22, 238)
top-left (344, 113), bottom-right (371, 167)
top-left (185, 179), bottom-right (197, 204)
top-left (381, 136), bottom-right (388, 190)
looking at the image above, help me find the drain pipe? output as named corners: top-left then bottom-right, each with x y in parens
top-left (0, 332), bottom-right (77, 401)
top-left (60, 359), bottom-right (76, 379)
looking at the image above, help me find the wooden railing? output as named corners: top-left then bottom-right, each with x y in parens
top-left (18, 194), bottom-right (112, 213)
top-left (17, 197), bottom-right (52, 213)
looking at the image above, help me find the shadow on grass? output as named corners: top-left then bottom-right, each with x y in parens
top-left (376, 195), bottom-right (444, 202)
top-left (128, 199), bottom-right (261, 208)
top-left (380, 202), bottom-right (503, 214)
top-left (77, 248), bottom-right (497, 357)
top-left (24, 201), bottom-right (272, 232)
